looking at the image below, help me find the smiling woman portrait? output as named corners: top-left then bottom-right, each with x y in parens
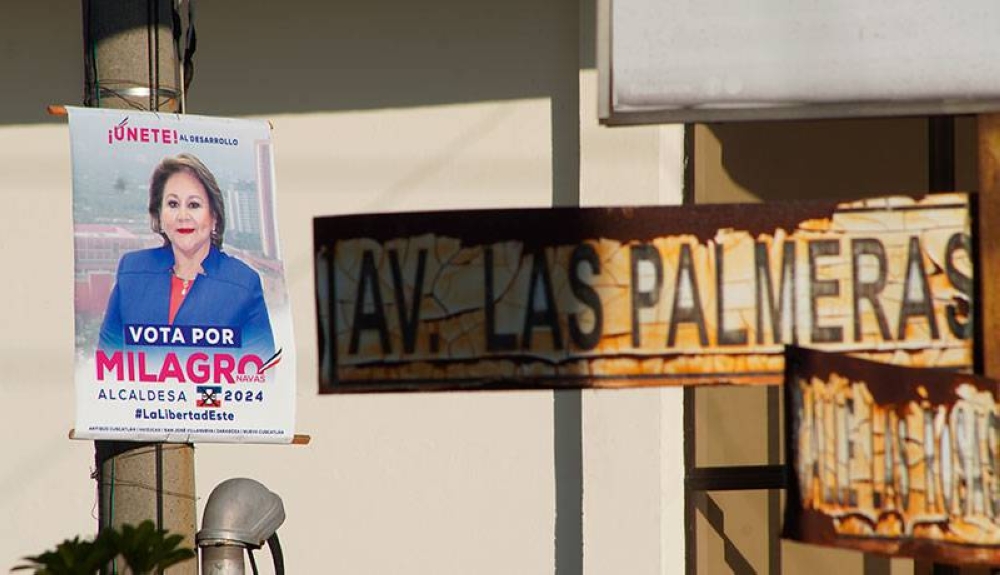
top-left (98, 153), bottom-right (275, 356)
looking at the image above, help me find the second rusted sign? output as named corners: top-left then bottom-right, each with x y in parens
top-left (783, 345), bottom-right (1000, 565)
top-left (314, 193), bottom-right (972, 392)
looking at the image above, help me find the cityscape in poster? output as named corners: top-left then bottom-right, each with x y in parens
top-left (70, 107), bottom-right (296, 443)
top-left (315, 194), bottom-right (972, 392)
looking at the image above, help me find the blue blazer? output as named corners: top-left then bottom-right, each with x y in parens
top-left (99, 245), bottom-right (275, 356)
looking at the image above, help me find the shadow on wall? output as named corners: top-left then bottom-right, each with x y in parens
top-left (703, 119), bottom-right (926, 203)
top-left (3, 0), bottom-right (594, 125)
top-left (701, 117), bottom-right (979, 204)
top-left (1, 2), bottom-right (85, 125)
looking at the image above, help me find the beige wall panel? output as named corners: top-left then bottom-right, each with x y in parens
top-left (581, 71), bottom-right (663, 206)
top-left (196, 105), bottom-right (557, 574)
top-left (695, 386), bottom-right (770, 468)
top-left (0, 123), bottom-right (97, 566)
top-left (782, 540), bottom-right (864, 574)
top-left (0, 105), bottom-right (559, 575)
top-left (696, 491), bottom-right (770, 574)
top-left (580, 66), bottom-right (688, 575)
top-left (0, 103), bottom-right (563, 575)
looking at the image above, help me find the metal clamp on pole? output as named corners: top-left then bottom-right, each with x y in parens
top-left (197, 478), bottom-right (286, 575)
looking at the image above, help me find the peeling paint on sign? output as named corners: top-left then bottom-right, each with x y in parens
top-left (783, 346), bottom-right (1000, 565)
top-left (314, 194), bottom-right (972, 392)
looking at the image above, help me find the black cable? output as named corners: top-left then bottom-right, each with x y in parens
top-left (928, 116), bottom-right (955, 192)
top-left (155, 444), bottom-right (164, 568)
top-left (267, 534), bottom-right (285, 575)
top-left (248, 548), bottom-right (259, 575)
top-left (146, 0), bottom-right (155, 110)
top-left (153, 0), bottom-right (161, 110)
top-left (183, 0), bottom-right (198, 93)
top-left (83, 0), bottom-right (96, 106)
top-left (171, 2), bottom-right (183, 71)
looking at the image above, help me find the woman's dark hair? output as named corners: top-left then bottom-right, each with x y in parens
top-left (148, 153), bottom-right (226, 247)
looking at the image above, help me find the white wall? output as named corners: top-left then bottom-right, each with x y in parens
top-left (0, 122), bottom-right (94, 572)
top-left (579, 69), bottom-right (687, 574)
top-left (0, 1), bottom-right (688, 574)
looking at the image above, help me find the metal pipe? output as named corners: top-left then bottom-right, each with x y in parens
top-left (200, 544), bottom-right (246, 575)
top-left (197, 478), bottom-right (286, 573)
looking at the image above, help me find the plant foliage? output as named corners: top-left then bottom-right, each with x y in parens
top-left (12, 520), bottom-right (195, 575)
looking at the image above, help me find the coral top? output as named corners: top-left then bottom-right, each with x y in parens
top-left (168, 275), bottom-right (194, 324)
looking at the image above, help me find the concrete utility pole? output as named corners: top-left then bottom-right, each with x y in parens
top-left (82, 1), bottom-right (197, 573)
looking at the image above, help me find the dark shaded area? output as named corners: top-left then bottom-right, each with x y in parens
top-left (0, 2), bottom-right (85, 124)
top-left (699, 117), bottom-right (979, 205)
top-left (863, 554), bottom-right (891, 575)
top-left (190, 0), bottom-right (588, 117)
top-left (313, 201), bottom-right (854, 247)
top-left (3, 0), bottom-right (596, 126)
top-left (553, 389), bottom-right (582, 575)
top-left (703, 118), bottom-right (929, 202)
top-left (686, 465), bottom-right (788, 492)
top-left (929, 117), bottom-right (956, 192)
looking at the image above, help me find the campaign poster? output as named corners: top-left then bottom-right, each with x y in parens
top-left (783, 346), bottom-right (1000, 565)
top-left (70, 107), bottom-right (296, 443)
top-left (314, 194), bottom-right (972, 392)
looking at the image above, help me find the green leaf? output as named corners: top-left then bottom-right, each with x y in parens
top-left (98, 520), bottom-right (195, 574)
top-left (11, 535), bottom-right (115, 575)
top-left (12, 522), bottom-right (194, 575)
